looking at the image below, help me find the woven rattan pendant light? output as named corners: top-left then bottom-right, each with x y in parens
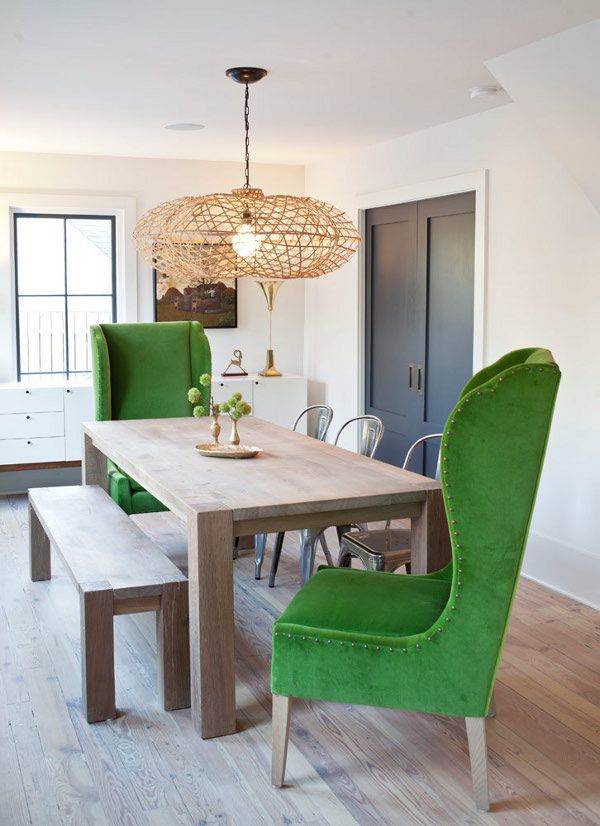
top-left (134, 67), bottom-right (359, 375)
top-left (134, 67), bottom-right (359, 284)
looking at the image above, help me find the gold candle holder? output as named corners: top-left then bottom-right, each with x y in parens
top-left (258, 280), bottom-right (283, 377)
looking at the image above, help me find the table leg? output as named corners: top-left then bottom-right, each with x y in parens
top-left (187, 508), bottom-right (236, 739)
top-left (411, 489), bottom-right (451, 574)
top-left (82, 432), bottom-right (108, 490)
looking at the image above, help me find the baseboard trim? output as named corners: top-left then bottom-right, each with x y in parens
top-left (522, 530), bottom-right (600, 611)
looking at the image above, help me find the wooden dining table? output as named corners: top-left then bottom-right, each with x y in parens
top-left (82, 416), bottom-right (450, 739)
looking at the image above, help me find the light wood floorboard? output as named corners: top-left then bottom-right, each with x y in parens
top-left (0, 494), bottom-right (598, 825)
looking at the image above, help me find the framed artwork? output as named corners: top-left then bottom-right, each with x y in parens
top-left (153, 269), bottom-right (238, 328)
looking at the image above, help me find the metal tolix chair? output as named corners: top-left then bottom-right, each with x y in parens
top-left (338, 433), bottom-right (443, 573)
top-left (268, 415), bottom-right (384, 587)
top-left (253, 405), bottom-right (334, 580)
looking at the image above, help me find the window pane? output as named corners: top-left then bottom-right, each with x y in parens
top-left (66, 219), bottom-right (113, 294)
top-left (67, 295), bottom-right (113, 373)
top-left (18, 296), bottom-right (66, 375)
top-left (16, 217), bottom-right (65, 295)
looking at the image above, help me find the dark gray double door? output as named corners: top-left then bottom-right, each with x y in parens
top-left (365, 192), bottom-right (475, 476)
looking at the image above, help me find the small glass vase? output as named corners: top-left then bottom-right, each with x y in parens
top-left (229, 418), bottom-right (240, 446)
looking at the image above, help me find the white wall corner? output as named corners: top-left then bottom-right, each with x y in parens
top-left (522, 531), bottom-right (600, 611)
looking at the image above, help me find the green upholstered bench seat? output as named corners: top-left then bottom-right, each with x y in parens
top-left (276, 567), bottom-right (451, 640)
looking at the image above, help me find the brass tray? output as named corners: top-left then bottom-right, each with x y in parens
top-left (195, 443), bottom-right (263, 459)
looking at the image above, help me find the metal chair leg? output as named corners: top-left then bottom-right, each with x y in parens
top-left (255, 533), bottom-right (267, 580)
top-left (269, 532), bottom-right (285, 588)
top-left (338, 545), bottom-right (353, 567)
top-left (318, 531), bottom-right (334, 566)
top-left (299, 528), bottom-right (319, 585)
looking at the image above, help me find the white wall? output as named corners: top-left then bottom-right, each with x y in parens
top-left (0, 151), bottom-right (305, 381)
top-left (305, 103), bottom-right (600, 608)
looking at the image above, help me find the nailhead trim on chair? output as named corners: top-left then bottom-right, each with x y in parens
top-left (274, 365), bottom-right (560, 655)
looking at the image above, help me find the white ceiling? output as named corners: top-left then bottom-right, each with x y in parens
top-left (1, 0), bottom-right (599, 165)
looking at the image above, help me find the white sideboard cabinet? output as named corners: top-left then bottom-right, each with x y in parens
top-left (212, 373), bottom-right (308, 432)
top-left (0, 381), bottom-right (94, 467)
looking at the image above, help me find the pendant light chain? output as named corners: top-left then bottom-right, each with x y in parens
top-left (244, 82), bottom-right (251, 189)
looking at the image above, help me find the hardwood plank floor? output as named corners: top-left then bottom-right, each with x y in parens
top-left (0, 494), bottom-right (598, 825)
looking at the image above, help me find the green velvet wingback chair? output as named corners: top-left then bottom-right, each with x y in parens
top-left (90, 321), bottom-right (211, 515)
top-left (270, 348), bottom-right (560, 811)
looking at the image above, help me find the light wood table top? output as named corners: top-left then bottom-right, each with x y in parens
top-left (82, 416), bottom-right (450, 740)
top-left (82, 416), bottom-right (440, 523)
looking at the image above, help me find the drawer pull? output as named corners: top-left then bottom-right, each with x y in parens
top-left (26, 415), bottom-right (31, 420)
top-left (27, 440), bottom-right (32, 445)
top-left (25, 390), bottom-right (31, 395)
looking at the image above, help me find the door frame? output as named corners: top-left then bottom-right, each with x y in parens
top-left (357, 169), bottom-right (488, 418)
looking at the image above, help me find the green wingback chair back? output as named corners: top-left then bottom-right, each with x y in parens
top-left (431, 346), bottom-right (560, 713)
top-left (90, 321), bottom-right (211, 421)
top-left (271, 347), bottom-right (560, 719)
top-left (90, 321), bottom-right (211, 514)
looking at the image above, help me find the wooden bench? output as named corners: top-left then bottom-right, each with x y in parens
top-left (28, 485), bottom-right (190, 723)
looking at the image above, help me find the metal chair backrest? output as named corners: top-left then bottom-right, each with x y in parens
top-left (293, 405), bottom-right (333, 441)
top-left (334, 415), bottom-right (384, 458)
top-left (402, 433), bottom-right (443, 480)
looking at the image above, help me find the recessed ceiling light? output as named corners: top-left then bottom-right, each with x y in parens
top-left (164, 122), bottom-right (205, 131)
top-left (469, 85), bottom-right (503, 99)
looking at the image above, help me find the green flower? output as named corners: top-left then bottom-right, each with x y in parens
top-left (188, 387), bottom-right (201, 404)
top-left (192, 405), bottom-right (206, 418)
top-left (235, 400), bottom-right (252, 416)
top-left (199, 373), bottom-right (212, 387)
top-left (219, 401), bottom-right (231, 413)
top-left (229, 391), bottom-right (242, 403)
top-left (230, 409), bottom-right (241, 421)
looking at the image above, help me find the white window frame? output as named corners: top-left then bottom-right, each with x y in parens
top-left (0, 193), bottom-right (137, 382)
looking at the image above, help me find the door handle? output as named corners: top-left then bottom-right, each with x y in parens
top-left (408, 363), bottom-right (413, 391)
top-left (417, 365), bottom-right (423, 393)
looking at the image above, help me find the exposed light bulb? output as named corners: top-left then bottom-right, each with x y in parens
top-left (232, 219), bottom-right (262, 258)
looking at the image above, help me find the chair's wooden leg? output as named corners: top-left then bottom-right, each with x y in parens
top-left (487, 688), bottom-right (496, 718)
top-left (272, 694), bottom-right (292, 787)
top-left (465, 717), bottom-right (490, 811)
top-left (157, 581), bottom-right (190, 711)
top-left (28, 502), bottom-right (50, 581)
top-left (255, 533), bottom-right (267, 579)
top-left (80, 584), bottom-right (116, 723)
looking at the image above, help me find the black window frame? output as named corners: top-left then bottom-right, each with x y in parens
top-left (14, 212), bottom-right (117, 379)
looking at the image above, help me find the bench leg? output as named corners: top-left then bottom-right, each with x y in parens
top-left (157, 581), bottom-right (191, 711)
top-left (80, 584), bottom-right (116, 723)
top-left (29, 502), bottom-right (51, 582)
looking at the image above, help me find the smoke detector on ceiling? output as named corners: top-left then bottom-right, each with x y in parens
top-left (469, 85), bottom-right (503, 99)
top-left (164, 123), bottom-right (205, 131)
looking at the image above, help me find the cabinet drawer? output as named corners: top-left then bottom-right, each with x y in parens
top-left (0, 411), bottom-right (64, 440)
top-left (0, 437), bottom-right (65, 466)
top-left (0, 387), bottom-right (64, 414)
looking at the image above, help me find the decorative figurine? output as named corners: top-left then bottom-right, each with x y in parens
top-left (221, 348), bottom-right (248, 377)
